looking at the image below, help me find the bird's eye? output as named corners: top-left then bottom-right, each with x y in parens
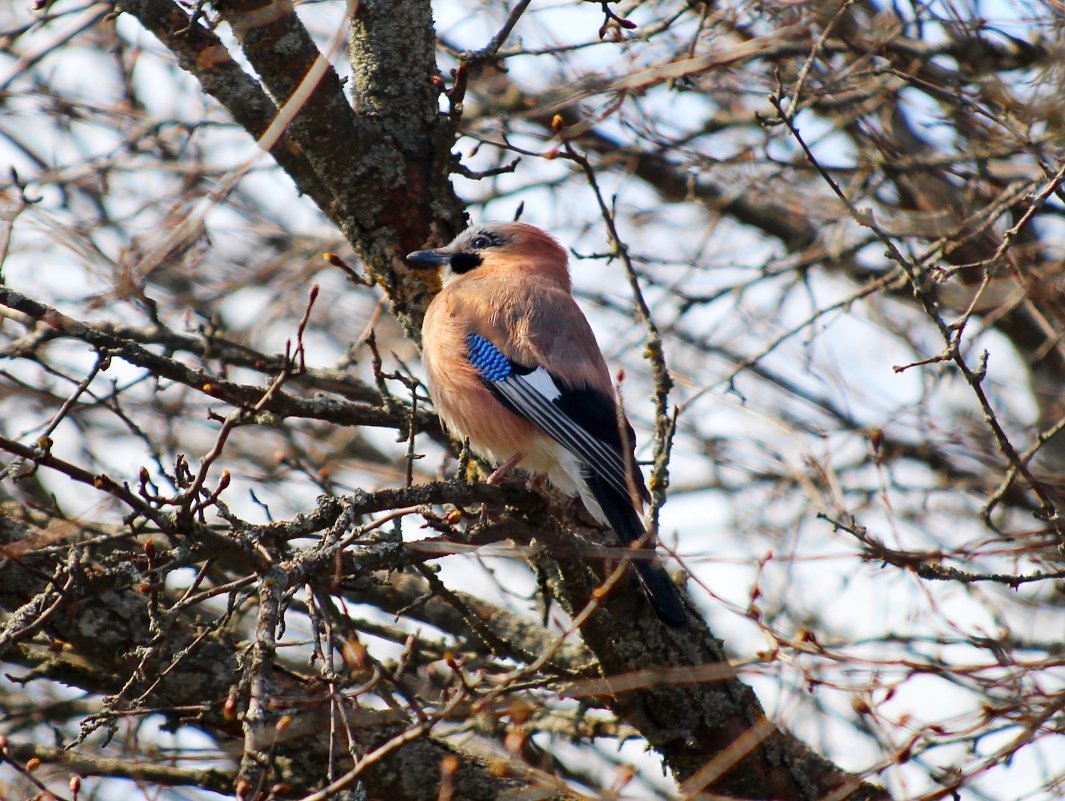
top-left (470, 235), bottom-right (492, 249)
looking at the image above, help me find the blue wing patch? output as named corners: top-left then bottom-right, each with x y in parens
top-left (466, 333), bottom-right (513, 382)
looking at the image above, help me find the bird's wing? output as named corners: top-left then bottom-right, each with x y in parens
top-left (464, 332), bottom-right (648, 504)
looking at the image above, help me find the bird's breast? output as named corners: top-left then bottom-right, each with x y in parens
top-left (422, 294), bottom-right (550, 470)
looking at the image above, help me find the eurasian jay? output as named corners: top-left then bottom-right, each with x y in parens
top-left (407, 222), bottom-right (687, 627)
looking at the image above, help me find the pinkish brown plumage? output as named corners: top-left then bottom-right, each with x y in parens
top-left (408, 222), bottom-right (687, 627)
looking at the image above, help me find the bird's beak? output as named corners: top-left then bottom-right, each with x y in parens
top-left (406, 248), bottom-right (451, 268)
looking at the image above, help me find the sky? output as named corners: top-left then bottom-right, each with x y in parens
top-left (0, 1), bottom-right (1061, 799)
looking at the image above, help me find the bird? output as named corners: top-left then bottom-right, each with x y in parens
top-left (407, 221), bottom-right (687, 627)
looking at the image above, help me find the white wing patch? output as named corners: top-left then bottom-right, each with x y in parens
top-left (521, 366), bottom-right (562, 401)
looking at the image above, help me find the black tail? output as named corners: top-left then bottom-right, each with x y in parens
top-left (586, 474), bottom-right (687, 627)
top-left (632, 555), bottom-right (687, 628)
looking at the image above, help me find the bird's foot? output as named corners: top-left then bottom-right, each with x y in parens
top-left (486, 452), bottom-right (524, 485)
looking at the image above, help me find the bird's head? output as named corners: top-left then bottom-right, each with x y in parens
top-left (407, 222), bottom-right (570, 288)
